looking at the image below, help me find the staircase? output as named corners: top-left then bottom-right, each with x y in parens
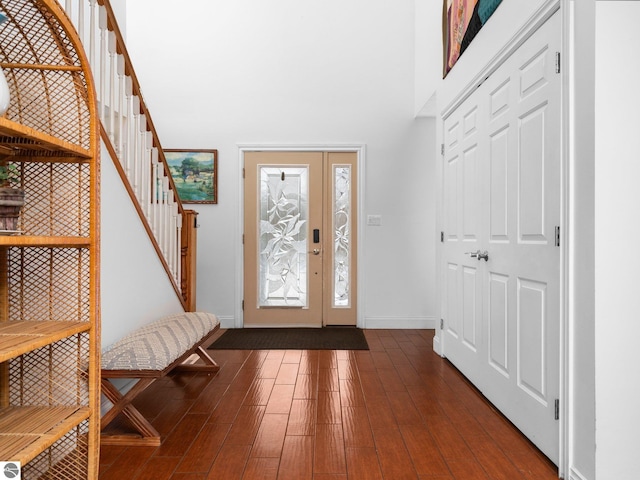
top-left (58, 0), bottom-right (197, 310)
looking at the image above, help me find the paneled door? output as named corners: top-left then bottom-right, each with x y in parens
top-left (244, 151), bottom-right (357, 327)
top-left (441, 13), bottom-right (561, 463)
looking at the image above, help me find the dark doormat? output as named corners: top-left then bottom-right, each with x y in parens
top-left (208, 327), bottom-right (369, 350)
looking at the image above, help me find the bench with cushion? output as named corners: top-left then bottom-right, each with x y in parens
top-left (100, 311), bottom-right (220, 446)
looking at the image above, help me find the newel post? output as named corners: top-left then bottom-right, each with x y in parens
top-left (181, 209), bottom-right (199, 311)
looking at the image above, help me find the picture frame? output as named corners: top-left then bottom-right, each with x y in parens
top-left (165, 149), bottom-right (218, 204)
top-left (443, 0), bottom-right (503, 77)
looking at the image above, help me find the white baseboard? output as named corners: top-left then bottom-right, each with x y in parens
top-left (433, 333), bottom-right (443, 356)
top-left (363, 316), bottom-right (437, 329)
top-left (242, 323), bottom-right (322, 328)
top-left (217, 315), bottom-right (236, 329)
top-left (221, 316), bottom-right (437, 330)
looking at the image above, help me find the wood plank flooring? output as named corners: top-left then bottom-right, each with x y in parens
top-left (98, 329), bottom-right (559, 479)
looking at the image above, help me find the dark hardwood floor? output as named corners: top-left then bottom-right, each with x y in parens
top-left (98, 329), bottom-right (558, 479)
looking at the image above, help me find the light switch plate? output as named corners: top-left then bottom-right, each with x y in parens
top-left (367, 215), bottom-right (382, 226)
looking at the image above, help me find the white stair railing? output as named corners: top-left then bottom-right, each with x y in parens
top-left (60, 0), bottom-right (184, 298)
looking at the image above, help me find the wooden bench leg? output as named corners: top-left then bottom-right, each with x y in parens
top-left (173, 346), bottom-right (220, 373)
top-left (101, 378), bottom-right (161, 446)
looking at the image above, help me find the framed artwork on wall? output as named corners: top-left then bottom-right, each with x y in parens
top-left (165, 149), bottom-right (218, 204)
top-left (443, 0), bottom-right (503, 77)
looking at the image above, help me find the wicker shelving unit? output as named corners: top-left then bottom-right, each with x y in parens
top-left (0, 0), bottom-right (100, 478)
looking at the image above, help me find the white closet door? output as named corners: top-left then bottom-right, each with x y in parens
top-left (442, 91), bottom-right (484, 388)
top-left (441, 12), bottom-right (561, 463)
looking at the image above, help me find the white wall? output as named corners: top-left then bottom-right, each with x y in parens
top-left (595, 3), bottom-right (640, 478)
top-left (121, 0), bottom-right (437, 329)
top-left (109, 0), bottom-right (126, 36)
top-left (100, 143), bottom-right (184, 347)
top-left (414, 0), bottom-right (442, 116)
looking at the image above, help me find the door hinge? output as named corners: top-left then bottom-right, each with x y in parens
top-left (555, 226), bottom-right (560, 247)
top-left (440, 318), bottom-right (444, 330)
top-left (441, 143), bottom-right (445, 156)
top-left (242, 300), bottom-right (244, 311)
top-left (555, 52), bottom-right (561, 74)
top-left (440, 231), bottom-right (444, 243)
top-left (242, 167), bottom-right (245, 179)
top-left (242, 234), bottom-right (245, 245)
top-left (554, 399), bottom-right (560, 420)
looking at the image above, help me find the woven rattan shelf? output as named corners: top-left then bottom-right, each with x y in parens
top-left (0, 406), bottom-right (91, 464)
top-left (0, 0), bottom-right (100, 477)
top-left (0, 321), bottom-right (91, 363)
top-left (0, 117), bottom-right (92, 159)
top-left (0, 236), bottom-right (91, 247)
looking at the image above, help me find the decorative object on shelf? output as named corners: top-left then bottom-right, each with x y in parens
top-left (165, 149), bottom-right (218, 204)
top-left (0, 160), bottom-right (24, 232)
top-left (0, 12), bottom-right (10, 115)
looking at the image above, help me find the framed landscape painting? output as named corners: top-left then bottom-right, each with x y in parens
top-left (165, 149), bottom-right (218, 204)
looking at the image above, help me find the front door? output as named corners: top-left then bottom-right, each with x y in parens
top-left (243, 151), bottom-right (357, 327)
top-left (441, 13), bottom-right (561, 463)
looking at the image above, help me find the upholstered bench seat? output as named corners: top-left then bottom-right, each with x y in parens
top-left (100, 311), bottom-right (220, 446)
top-left (101, 311), bottom-right (219, 372)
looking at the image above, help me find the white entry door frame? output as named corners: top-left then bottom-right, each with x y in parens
top-left (235, 144), bottom-right (366, 329)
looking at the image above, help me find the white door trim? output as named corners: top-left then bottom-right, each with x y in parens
top-left (236, 143), bottom-right (366, 329)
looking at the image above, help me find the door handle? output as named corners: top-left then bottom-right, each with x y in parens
top-left (465, 250), bottom-right (489, 261)
top-left (309, 248), bottom-right (321, 255)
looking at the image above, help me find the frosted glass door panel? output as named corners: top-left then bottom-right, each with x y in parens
top-left (259, 167), bottom-right (309, 307)
top-left (323, 152), bottom-right (358, 326)
top-left (333, 166), bottom-right (351, 307)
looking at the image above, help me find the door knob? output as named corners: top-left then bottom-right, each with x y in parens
top-left (310, 248), bottom-right (320, 255)
top-left (465, 250), bottom-right (489, 261)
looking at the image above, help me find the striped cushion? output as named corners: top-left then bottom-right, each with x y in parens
top-left (101, 312), bottom-right (219, 371)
